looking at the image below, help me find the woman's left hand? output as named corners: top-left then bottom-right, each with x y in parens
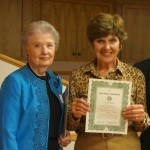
top-left (59, 130), bottom-right (71, 147)
top-left (122, 104), bottom-right (145, 122)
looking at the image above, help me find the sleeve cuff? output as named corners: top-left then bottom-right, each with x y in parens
top-left (67, 112), bottom-right (80, 131)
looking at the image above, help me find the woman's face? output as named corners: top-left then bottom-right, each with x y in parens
top-left (92, 34), bottom-right (120, 64)
top-left (26, 32), bottom-right (56, 71)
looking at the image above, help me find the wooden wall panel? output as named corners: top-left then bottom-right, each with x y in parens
top-left (121, 4), bottom-right (150, 63)
top-left (21, 0), bottom-right (33, 59)
top-left (1, 0), bottom-right (150, 64)
top-left (34, 0), bottom-right (114, 60)
top-left (0, 0), bottom-right (22, 59)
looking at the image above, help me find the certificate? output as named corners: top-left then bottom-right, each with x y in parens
top-left (85, 79), bottom-right (132, 134)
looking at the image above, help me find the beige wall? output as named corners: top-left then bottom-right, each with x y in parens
top-left (50, 60), bottom-right (90, 80)
top-left (0, 60), bottom-right (19, 86)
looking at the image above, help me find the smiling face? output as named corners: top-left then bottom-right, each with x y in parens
top-left (92, 34), bottom-right (120, 65)
top-left (25, 32), bottom-right (56, 75)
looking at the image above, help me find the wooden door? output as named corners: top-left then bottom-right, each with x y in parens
top-left (121, 4), bottom-right (150, 64)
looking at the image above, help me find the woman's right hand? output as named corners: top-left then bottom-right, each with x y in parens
top-left (72, 98), bottom-right (90, 119)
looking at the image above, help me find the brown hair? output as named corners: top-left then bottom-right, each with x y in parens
top-left (87, 13), bottom-right (127, 44)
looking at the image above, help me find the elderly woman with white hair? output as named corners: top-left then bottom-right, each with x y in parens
top-left (0, 21), bottom-right (70, 150)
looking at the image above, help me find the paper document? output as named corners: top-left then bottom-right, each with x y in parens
top-left (85, 79), bottom-right (132, 134)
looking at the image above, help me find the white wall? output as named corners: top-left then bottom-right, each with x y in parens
top-left (0, 60), bottom-right (19, 86)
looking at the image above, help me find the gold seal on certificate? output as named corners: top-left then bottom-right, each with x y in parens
top-left (85, 79), bottom-right (132, 134)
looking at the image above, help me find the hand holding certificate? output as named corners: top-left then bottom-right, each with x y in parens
top-left (85, 79), bottom-right (132, 134)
